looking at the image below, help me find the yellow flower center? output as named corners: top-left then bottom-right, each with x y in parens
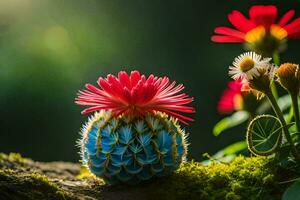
top-left (270, 25), bottom-right (288, 40)
top-left (240, 58), bottom-right (255, 72)
top-left (245, 26), bottom-right (266, 43)
top-left (245, 25), bottom-right (288, 43)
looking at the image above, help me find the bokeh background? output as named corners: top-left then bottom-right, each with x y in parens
top-left (1, 0), bottom-right (299, 162)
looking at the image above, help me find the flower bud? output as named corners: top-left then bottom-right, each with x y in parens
top-left (277, 63), bottom-right (300, 95)
top-left (248, 64), bottom-right (275, 95)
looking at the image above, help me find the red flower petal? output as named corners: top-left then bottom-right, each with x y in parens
top-left (130, 71), bottom-right (141, 87)
top-left (118, 71), bottom-right (131, 89)
top-left (217, 80), bottom-right (243, 113)
top-left (278, 9), bottom-right (295, 26)
top-left (249, 5), bottom-right (277, 28)
top-left (75, 70), bottom-right (195, 124)
top-left (228, 10), bottom-right (256, 32)
top-left (212, 5), bottom-right (300, 44)
top-left (211, 35), bottom-right (244, 43)
top-left (214, 27), bottom-right (245, 39)
top-left (283, 18), bottom-right (300, 35)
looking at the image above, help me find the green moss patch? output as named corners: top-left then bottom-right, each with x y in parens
top-left (144, 156), bottom-right (283, 200)
top-left (0, 153), bottom-right (31, 163)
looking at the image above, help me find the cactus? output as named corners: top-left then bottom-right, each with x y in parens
top-left (79, 111), bottom-right (188, 184)
top-left (75, 70), bottom-right (194, 184)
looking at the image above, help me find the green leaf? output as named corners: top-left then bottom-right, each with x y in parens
top-left (283, 181), bottom-right (300, 200)
top-left (257, 95), bottom-right (291, 114)
top-left (202, 141), bottom-right (247, 165)
top-left (285, 107), bottom-right (294, 123)
top-left (278, 94), bottom-right (292, 111)
top-left (215, 141), bottom-right (247, 157)
top-left (291, 131), bottom-right (300, 139)
top-left (247, 115), bottom-right (283, 156)
top-left (222, 141), bottom-right (247, 155)
top-left (213, 111), bottom-right (249, 136)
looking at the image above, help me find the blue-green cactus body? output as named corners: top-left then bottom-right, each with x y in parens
top-left (79, 111), bottom-right (188, 184)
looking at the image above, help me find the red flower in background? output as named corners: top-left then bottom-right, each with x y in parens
top-left (211, 5), bottom-right (300, 43)
top-left (218, 79), bottom-right (244, 113)
top-left (75, 71), bottom-right (195, 124)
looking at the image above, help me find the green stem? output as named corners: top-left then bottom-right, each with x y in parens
top-left (271, 81), bottom-right (278, 100)
top-left (291, 94), bottom-right (300, 132)
top-left (266, 91), bottom-right (300, 164)
top-left (273, 51), bottom-right (280, 66)
top-left (271, 51), bottom-right (280, 99)
top-left (286, 106), bottom-right (294, 124)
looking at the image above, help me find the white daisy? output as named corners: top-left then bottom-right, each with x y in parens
top-left (229, 52), bottom-right (272, 80)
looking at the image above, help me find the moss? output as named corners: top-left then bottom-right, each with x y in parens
top-left (76, 166), bottom-right (94, 179)
top-left (0, 169), bottom-right (72, 200)
top-left (0, 153), bottom-right (7, 160)
top-left (145, 156), bottom-right (283, 200)
top-left (0, 152), bottom-right (31, 164)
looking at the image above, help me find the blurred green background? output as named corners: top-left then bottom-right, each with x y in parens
top-left (0, 0), bottom-right (299, 162)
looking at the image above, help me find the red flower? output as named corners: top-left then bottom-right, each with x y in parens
top-left (75, 71), bottom-right (195, 124)
top-left (212, 5), bottom-right (300, 43)
top-left (218, 79), bottom-right (243, 113)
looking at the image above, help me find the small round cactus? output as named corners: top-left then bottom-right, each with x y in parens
top-left (79, 111), bottom-right (188, 184)
top-left (76, 70), bottom-right (194, 184)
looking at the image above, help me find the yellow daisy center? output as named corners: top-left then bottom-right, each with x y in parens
top-left (239, 57), bottom-right (255, 72)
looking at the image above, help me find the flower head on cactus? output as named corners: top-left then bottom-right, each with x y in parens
top-left (211, 5), bottom-right (300, 55)
top-left (76, 70), bottom-right (195, 125)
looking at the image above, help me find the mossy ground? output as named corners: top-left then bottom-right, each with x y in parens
top-left (0, 153), bottom-right (297, 200)
top-left (147, 157), bottom-right (281, 200)
top-left (0, 169), bottom-right (71, 200)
